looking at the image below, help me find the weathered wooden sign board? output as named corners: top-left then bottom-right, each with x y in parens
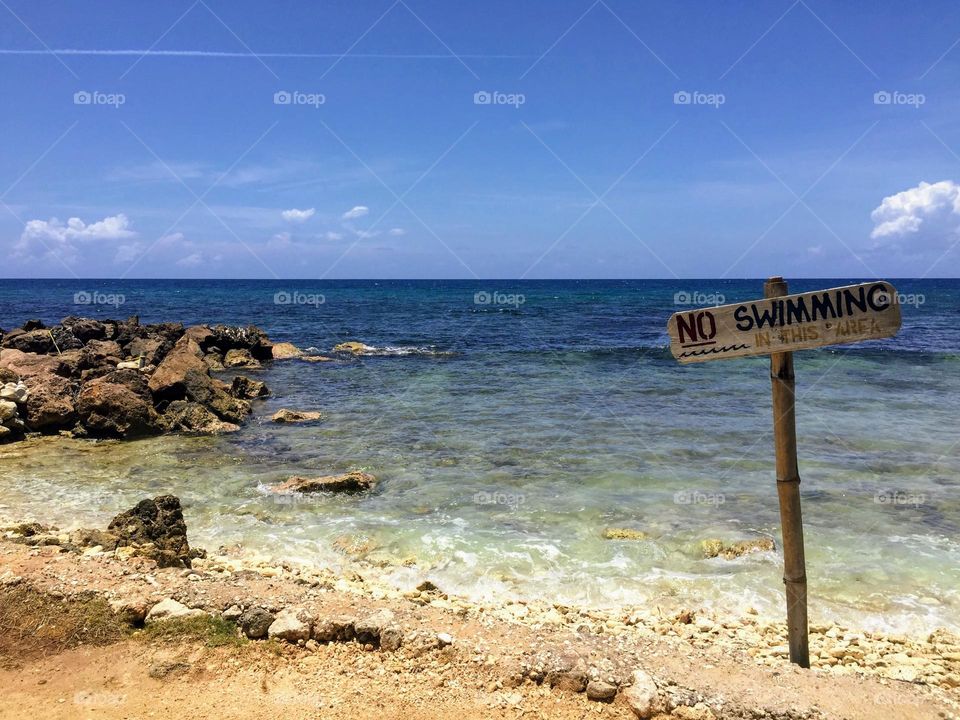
top-left (668, 281), bottom-right (902, 363)
top-left (667, 278), bottom-right (902, 669)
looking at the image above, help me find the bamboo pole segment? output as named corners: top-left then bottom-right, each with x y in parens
top-left (764, 276), bottom-right (810, 668)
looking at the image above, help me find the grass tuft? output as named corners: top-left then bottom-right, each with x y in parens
top-left (139, 615), bottom-right (245, 648)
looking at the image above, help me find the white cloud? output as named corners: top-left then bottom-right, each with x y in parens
top-left (325, 231), bottom-right (343, 241)
top-left (342, 205), bottom-right (369, 220)
top-left (15, 213), bottom-right (136, 263)
top-left (281, 207), bottom-right (315, 222)
top-left (870, 180), bottom-right (960, 252)
top-left (114, 242), bottom-right (145, 264)
top-left (177, 252), bottom-right (205, 267)
top-left (388, 228), bottom-right (406, 236)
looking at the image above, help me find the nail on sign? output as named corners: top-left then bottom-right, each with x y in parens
top-left (667, 281), bottom-right (903, 363)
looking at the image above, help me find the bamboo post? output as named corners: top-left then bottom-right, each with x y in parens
top-left (764, 276), bottom-right (810, 668)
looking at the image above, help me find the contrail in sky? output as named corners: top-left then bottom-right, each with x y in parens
top-left (0, 48), bottom-right (529, 58)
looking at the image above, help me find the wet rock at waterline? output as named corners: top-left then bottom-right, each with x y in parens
top-left (272, 471), bottom-right (377, 494)
top-left (107, 495), bottom-right (194, 568)
top-left (270, 408), bottom-right (323, 423)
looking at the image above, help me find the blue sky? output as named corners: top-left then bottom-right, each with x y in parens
top-left (2, 0), bottom-right (960, 279)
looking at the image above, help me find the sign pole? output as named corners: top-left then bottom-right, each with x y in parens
top-left (764, 276), bottom-right (810, 668)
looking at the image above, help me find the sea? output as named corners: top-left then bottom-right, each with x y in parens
top-left (0, 278), bottom-right (957, 634)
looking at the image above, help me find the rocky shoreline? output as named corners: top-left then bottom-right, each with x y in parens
top-left (0, 315), bottom-right (324, 441)
top-left (1, 499), bottom-right (958, 719)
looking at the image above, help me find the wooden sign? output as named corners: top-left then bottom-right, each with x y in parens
top-left (666, 277), bottom-right (904, 669)
top-left (667, 281), bottom-right (902, 364)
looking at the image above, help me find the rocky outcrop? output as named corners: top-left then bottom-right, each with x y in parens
top-left (700, 537), bottom-right (775, 559)
top-left (107, 495), bottom-right (193, 568)
top-left (332, 341), bottom-right (375, 355)
top-left (272, 471), bottom-right (377, 494)
top-left (0, 316), bottom-right (278, 442)
top-left (271, 342), bottom-right (302, 360)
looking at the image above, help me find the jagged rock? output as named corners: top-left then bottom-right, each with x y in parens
top-left (2, 329), bottom-right (56, 354)
top-left (145, 598), bottom-right (205, 623)
top-left (272, 471), bottom-right (376, 494)
top-left (49, 326), bottom-right (83, 351)
top-left (148, 337), bottom-right (207, 400)
top-left (268, 607), bottom-right (313, 642)
top-left (223, 348), bottom-right (260, 368)
top-left (22, 373), bottom-right (76, 431)
top-left (203, 353), bottom-right (225, 371)
top-left (126, 337), bottom-right (167, 366)
top-left (0, 368), bottom-right (18, 384)
top-left (61, 317), bottom-right (107, 343)
top-left (159, 401), bottom-right (239, 434)
top-left (183, 325), bottom-right (215, 348)
top-left (602, 528), bottom-right (648, 540)
top-left (0, 348), bottom-right (72, 379)
top-left (70, 528), bottom-right (120, 550)
top-left (312, 616), bottom-right (356, 643)
top-left (622, 669), bottom-right (662, 719)
top-left (107, 495), bottom-right (192, 568)
top-left (22, 319), bottom-right (46, 332)
top-left (77, 371), bottom-right (159, 438)
top-left (0, 399), bottom-right (17, 422)
top-left (271, 342), bottom-right (302, 360)
top-left (221, 605), bottom-right (243, 622)
top-left (230, 376), bottom-right (269, 399)
top-left (240, 607), bottom-right (275, 639)
top-left (380, 626), bottom-right (404, 651)
top-left (270, 409), bottom-right (322, 423)
top-left (701, 537), bottom-right (775, 560)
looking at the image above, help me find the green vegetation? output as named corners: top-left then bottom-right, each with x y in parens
top-left (139, 615), bottom-right (245, 648)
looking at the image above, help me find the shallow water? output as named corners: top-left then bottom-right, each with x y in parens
top-left (1, 279), bottom-right (958, 633)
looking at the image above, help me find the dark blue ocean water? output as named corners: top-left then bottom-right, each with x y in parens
top-left (1, 278), bottom-right (958, 632)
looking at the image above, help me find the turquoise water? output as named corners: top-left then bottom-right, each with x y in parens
top-left (0, 279), bottom-right (958, 633)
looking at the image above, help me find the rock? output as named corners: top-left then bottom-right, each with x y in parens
top-left (602, 528), bottom-right (648, 541)
top-left (77, 374), bottom-right (159, 438)
top-left (333, 341), bottom-right (375, 355)
top-left (622, 669), bottom-right (662, 719)
top-left (145, 598), bottom-right (205, 623)
top-left (312, 616), bottom-right (356, 643)
top-left (586, 680), bottom-right (617, 702)
top-left (224, 348), bottom-right (261, 369)
top-left (0, 368), bottom-right (18, 384)
top-left (270, 408), bottom-right (322, 423)
top-left (107, 495), bottom-right (192, 568)
top-left (273, 471), bottom-right (376, 494)
top-left (548, 668), bottom-right (588, 693)
top-left (60, 317), bottom-right (107, 343)
top-left (22, 319), bottom-right (46, 332)
top-left (0, 425), bottom-right (12, 441)
top-left (230, 375), bottom-right (269, 399)
top-left (159, 401), bottom-right (240, 435)
top-left (380, 626), bottom-right (404, 651)
top-left (271, 342), bottom-right (303, 360)
top-left (300, 355), bottom-right (333, 362)
top-left (70, 528), bottom-right (120, 550)
top-left (0, 382), bottom-right (29, 404)
top-left (221, 605), bottom-right (243, 622)
top-left (110, 596), bottom-right (150, 624)
top-left (148, 337), bottom-right (207, 400)
top-left (436, 632), bottom-right (453, 647)
top-left (126, 337), bottom-right (167, 366)
top-left (268, 607), bottom-right (313, 643)
top-left (240, 607), bottom-right (276, 639)
top-left (701, 537), bottom-right (775, 560)
top-left (355, 609), bottom-right (395, 644)
top-left (403, 629), bottom-right (441, 657)
top-left (116, 358), bottom-right (144, 370)
top-left (21, 373), bottom-right (76, 431)
top-left (0, 399), bottom-right (17, 422)
top-left (1, 329), bottom-right (56, 354)
top-left (203, 353), bottom-right (225, 371)
top-left (183, 325), bottom-right (215, 348)
top-left (49, 326), bottom-right (83, 351)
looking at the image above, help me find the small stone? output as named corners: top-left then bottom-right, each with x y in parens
top-left (312, 616), bottom-right (356, 643)
top-left (355, 609), bottom-right (395, 644)
top-left (621, 669), bottom-right (661, 719)
top-left (221, 604), bottom-right (243, 622)
top-left (268, 607), bottom-right (312, 643)
top-left (145, 598), bottom-right (205, 623)
top-left (585, 680), bottom-right (617, 702)
top-left (381, 626), bottom-right (404, 651)
top-left (305, 639), bottom-right (319, 652)
top-left (239, 607), bottom-right (275, 639)
top-left (270, 409), bottom-right (322, 424)
top-left (436, 632), bottom-right (453, 647)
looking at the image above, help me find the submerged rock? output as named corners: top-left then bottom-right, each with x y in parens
top-left (159, 401), bottom-right (239, 435)
top-left (107, 495), bottom-right (193, 568)
top-left (700, 537), bottom-right (775, 560)
top-left (332, 341), bottom-right (375, 355)
top-left (602, 528), bottom-right (648, 541)
top-left (270, 408), bottom-right (322, 423)
top-left (273, 471), bottom-right (376, 494)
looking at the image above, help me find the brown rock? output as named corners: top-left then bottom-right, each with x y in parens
top-left (230, 375), bottom-right (269, 399)
top-left (158, 401), bottom-right (239, 434)
top-left (272, 471), bottom-right (376, 494)
top-left (107, 495), bottom-right (192, 568)
top-left (271, 342), bottom-right (302, 360)
top-left (77, 373), bottom-right (159, 438)
top-left (60, 317), bottom-right (107, 343)
top-left (148, 337), bottom-right (206, 399)
top-left (701, 537), bottom-right (775, 560)
top-left (1, 329), bottom-right (56, 354)
top-left (270, 408), bottom-right (322, 423)
top-left (223, 348), bottom-right (261, 368)
top-left (585, 680), bottom-right (617, 702)
top-left (22, 373), bottom-right (76, 431)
